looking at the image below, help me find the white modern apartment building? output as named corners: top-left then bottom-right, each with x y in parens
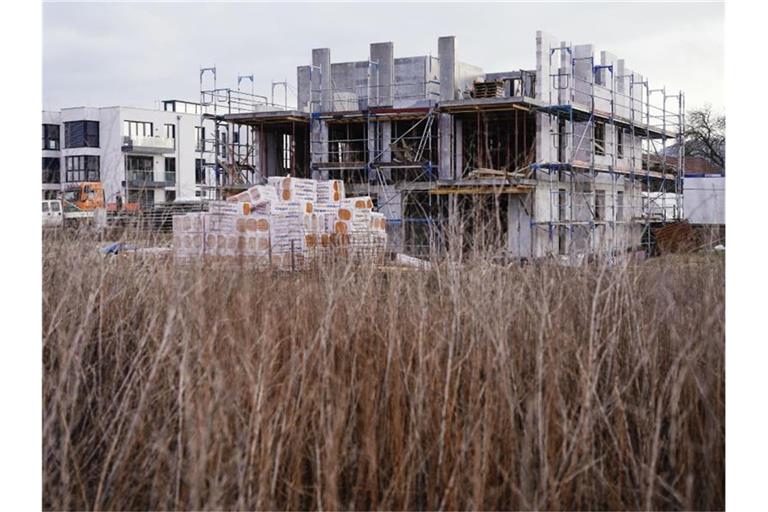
top-left (41, 100), bottom-right (222, 207)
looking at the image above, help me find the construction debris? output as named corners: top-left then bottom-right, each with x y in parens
top-left (172, 177), bottom-right (387, 269)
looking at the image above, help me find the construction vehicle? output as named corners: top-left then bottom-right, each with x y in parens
top-left (59, 182), bottom-right (107, 226)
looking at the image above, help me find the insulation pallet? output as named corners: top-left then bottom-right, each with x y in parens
top-left (268, 176), bottom-right (317, 203)
top-left (172, 213), bottom-right (205, 259)
top-left (226, 184), bottom-right (278, 205)
top-left (316, 179), bottom-right (345, 206)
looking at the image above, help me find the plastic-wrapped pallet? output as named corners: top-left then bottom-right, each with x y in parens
top-left (268, 176), bottom-right (317, 203)
top-left (370, 212), bottom-right (387, 234)
top-left (208, 201), bottom-right (252, 216)
top-left (204, 213), bottom-right (237, 233)
top-left (226, 184), bottom-right (279, 205)
top-left (340, 197), bottom-right (374, 235)
top-left (369, 212), bottom-right (388, 255)
top-left (204, 232), bottom-right (240, 257)
top-left (235, 214), bottom-right (272, 262)
top-left (172, 213), bottom-right (205, 259)
top-left (316, 179), bottom-right (345, 206)
top-left (269, 201), bottom-right (310, 267)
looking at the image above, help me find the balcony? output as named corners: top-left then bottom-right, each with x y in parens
top-left (122, 135), bottom-right (175, 154)
top-left (124, 171), bottom-right (173, 189)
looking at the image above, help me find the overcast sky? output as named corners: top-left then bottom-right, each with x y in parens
top-left (43, 1), bottom-right (724, 112)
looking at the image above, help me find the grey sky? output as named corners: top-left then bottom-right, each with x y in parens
top-left (43, 1), bottom-right (724, 112)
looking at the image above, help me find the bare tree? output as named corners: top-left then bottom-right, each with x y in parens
top-left (685, 105), bottom-right (725, 170)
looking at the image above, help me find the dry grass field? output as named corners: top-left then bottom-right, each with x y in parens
top-left (42, 233), bottom-right (724, 510)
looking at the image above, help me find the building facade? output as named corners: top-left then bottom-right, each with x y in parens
top-left (203, 31), bottom-right (684, 260)
top-left (41, 103), bottom-right (220, 207)
top-left (43, 31), bottom-right (685, 261)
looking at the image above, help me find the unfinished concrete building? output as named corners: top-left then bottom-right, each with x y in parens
top-left (197, 30), bottom-right (684, 261)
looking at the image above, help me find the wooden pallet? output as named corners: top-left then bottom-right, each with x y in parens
top-left (473, 80), bottom-right (505, 99)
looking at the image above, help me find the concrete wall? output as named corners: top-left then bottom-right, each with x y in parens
top-left (297, 46), bottom-right (437, 112)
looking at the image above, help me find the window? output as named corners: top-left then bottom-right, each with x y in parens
top-left (163, 101), bottom-right (175, 112)
top-left (64, 121), bottom-right (99, 148)
top-left (594, 121), bottom-right (605, 156)
top-left (595, 190), bottom-right (606, 221)
top-left (165, 190), bottom-right (176, 203)
top-left (42, 202), bottom-right (49, 212)
top-left (195, 127), bottom-right (205, 151)
top-left (42, 157), bottom-right (60, 183)
top-left (65, 155), bottom-right (100, 182)
top-left (616, 128), bottom-right (624, 159)
top-left (123, 120), bottom-right (153, 138)
top-left (126, 155), bottom-right (154, 182)
top-left (42, 124), bottom-right (60, 150)
top-left (282, 134), bottom-right (293, 170)
top-left (195, 158), bottom-right (206, 184)
top-left (164, 123), bottom-right (176, 140)
top-left (232, 128), bottom-right (240, 144)
top-left (616, 191), bottom-right (624, 221)
top-left (164, 157), bottom-right (176, 183)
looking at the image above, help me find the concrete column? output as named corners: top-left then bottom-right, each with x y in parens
top-left (297, 66), bottom-right (311, 113)
top-left (455, 119), bottom-right (463, 177)
top-left (378, 120), bottom-right (392, 182)
top-left (312, 48), bottom-right (331, 112)
top-left (252, 125), bottom-right (263, 181)
top-left (310, 118), bottom-right (328, 180)
top-left (370, 42), bottom-right (394, 107)
top-left (508, 195), bottom-right (533, 258)
top-left (438, 113), bottom-right (453, 180)
top-left (438, 36), bottom-right (456, 101)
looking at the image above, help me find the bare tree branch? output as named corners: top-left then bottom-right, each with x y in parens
top-left (685, 105), bottom-right (725, 170)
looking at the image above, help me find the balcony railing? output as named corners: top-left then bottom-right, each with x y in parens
top-left (125, 170), bottom-right (172, 189)
top-left (122, 135), bottom-right (175, 154)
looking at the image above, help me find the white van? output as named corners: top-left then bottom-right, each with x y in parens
top-left (42, 199), bottom-right (64, 228)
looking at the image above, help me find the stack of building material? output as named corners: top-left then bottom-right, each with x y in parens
top-left (316, 179), bottom-right (345, 206)
top-left (269, 201), bottom-right (313, 268)
top-left (268, 176), bottom-right (317, 202)
top-left (236, 214), bottom-right (271, 264)
top-left (473, 80), bottom-right (505, 99)
top-left (172, 213), bottom-right (205, 259)
top-left (335, 196), bottom-right (385, 258)
top-left (172, 176), bottom-right (386, 268)
top-left (226, 184), bottom-right (278, 215)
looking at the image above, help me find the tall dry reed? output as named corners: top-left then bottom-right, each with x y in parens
top-left (43, 231), bottom-right (724, 510)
